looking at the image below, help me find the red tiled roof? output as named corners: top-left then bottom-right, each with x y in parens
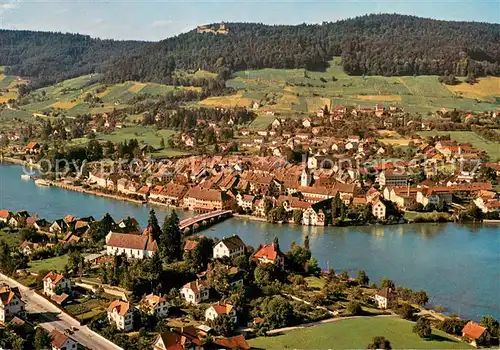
top-left (462, 321), bottom-right (487, 340)
top-left (43, 272), bottom-right (65, 285)
top-left (25, 141), bottom-right (39, 150)
top-left (106, 232), bottom-right (157, 252)
top-left (182, 279), bottom-right (208, 293)
top-left (0, 210), bottom-right (11, 219)
top-left (107, 300), bottom-right (131, 316)
top-left (254, 243), bottom-right (281, 261)
top-left (51, 329), bottom-right (71, 348)
top-left (213, 335), bottom-right (250, 350)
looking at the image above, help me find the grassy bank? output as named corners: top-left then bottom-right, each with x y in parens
top-left (249, 317), bottom-right (470, 349)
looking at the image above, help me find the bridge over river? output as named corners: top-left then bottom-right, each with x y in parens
top-left (179, 210), bottom-right (233, 233)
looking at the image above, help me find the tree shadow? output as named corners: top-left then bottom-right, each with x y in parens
top-left (426, 334), bottom-right (459, 343)
top-left (28, 311), bottom-right (60, 323)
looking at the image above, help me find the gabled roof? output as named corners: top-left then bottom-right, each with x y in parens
top-left (219, 235), bottom-right (245, 250)
top-left (106, 232), bottom-right (157, 252)
top-left (375, 287), bottom-right (395, 299)
top-left (182, 279), bottom-right (209, 293)
top-left (43, 271), bottom-right (66, 285)
top-left (51, 329), bottom-right (71, 348)
top-left (254, 243), bottom-right (282, 261)
top-left (209, 303), bottom-right (234, 315)
top-left (462, 321), bottom-right (487, 340)
top-left (107, 300), bottom-right (131, 316)
top-left (213, 335), bottom-right (251, 349)
top-left (0, 210), bottom-right (11, 219)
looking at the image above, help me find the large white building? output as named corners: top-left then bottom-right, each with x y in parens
top-left (105, 231), bottom-right (158, 259)
top-left (213, 235), bottom-right (246, 259)
top-left (0, 286), bottom-right (24, 322)
top-left (378, 170), bottom-right (408, 187)
top-left (42, 272), bottom-right (72, 297)
top-left (107, 300), bottom-right (134, 331)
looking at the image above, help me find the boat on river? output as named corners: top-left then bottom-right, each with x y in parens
top-left (20, 174), bottom-right (31, 180)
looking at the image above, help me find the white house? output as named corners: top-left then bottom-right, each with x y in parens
top-left (43, 272), bottom-right (71, 297)
top-left (205, 303), bottom-right (237, 324)
top-left (180, 280), bottom-right (209, 304)
top-left (0, 286), bottom-right (24, 322)
top-left (372, 200), bottom-right (387, 219)
top-left (50, 329), bottom-right (78, 350)
top-left (138, 293), bottom-right (169, 318)
top-left (213, 235), bottom-right (246, 259)
top-left (374, 288), bottom-right (396, 309)
top-left (105, 231), bottom-right (158, 259)
top-left (107, 300), bottom-right (134, 331)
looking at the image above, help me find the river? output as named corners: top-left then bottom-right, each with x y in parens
top-left (0, 163), bottom-right (499, 320)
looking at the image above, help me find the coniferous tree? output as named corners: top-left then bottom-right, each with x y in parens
top-left (147, 209), bottom-right (162, 242)
top-left (160, 211), bottom-right (182, 262)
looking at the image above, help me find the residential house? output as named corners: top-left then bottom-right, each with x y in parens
top-left (43, 272), bottom-right (71, 297)
top-left (372, 200), bottom-right (386, 219)
top-left (50, 329), bottom-right (77, 350)
top-left (105, 231), bottom-right (158, 259)
top-left (138, 293), bottom-right (169, 318)
top-left (25, 142), bottom-right (40, 154)
top-left (302, 117), bottom-right (312, 128)
top-left (180, 280), bottom-right (209, 304)
top-left (88, 172), bottom-right (109, 188)
top-left (236, 193), bottom-right (255, 211)
top-left (416, 187), bottom-right (453, 207)
top-left (0, 286), bottom-right (24, 322)
top-left (213, 235), bottom-right (245, 259)
top-left (151, 328), bottom-right (204, 350)
top-left (205, 303), bottom-right (237, 324)
top-left (0, 210), bottom-right (12, 223)
top-left (374, 288), bottom-right (396, 309)
top-left (253, 243), bottom-right (285, 269)
top-left (107, 300), bottom-right (134, 332)
top-left (462, 321), bottom-right (490, 347)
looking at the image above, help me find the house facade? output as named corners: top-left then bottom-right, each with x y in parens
top-left (138, 293), bottom-right (169, 318)
top-left (107, 300), bottom-right (134, 331)
top-left (105, 231), bottom-right (158, 259)
top-left (43, 272), bottom-right (71, 297)
top-left (50, 329), bottom-right (78, 350)
top-left (213, 235), bottom-right (246, 259)
top-left (180, 280), bottom-right (209, 304)
top-left (205, 303), bottom-right (237, 324)
top-left (0, 286), bottom-right (24, 322)
top-left (374, 288), bottom-right (396, 309)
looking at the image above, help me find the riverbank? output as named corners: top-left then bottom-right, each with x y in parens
top-left (1, 156), bottom-right (41, 169)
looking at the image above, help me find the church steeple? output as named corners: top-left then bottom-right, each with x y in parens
top-left (301, 167), bottom-right (311, 187)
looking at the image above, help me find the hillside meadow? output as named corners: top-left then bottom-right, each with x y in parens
top-left (249, 317), bottom-right (471, 349)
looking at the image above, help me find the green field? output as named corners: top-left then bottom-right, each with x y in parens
top-left (97, 126), bottom-right (189, 156)
top-left (249, 317), bottom-right (471, 349)
top-left (419, 131), bottom-right (500, 161)
top-left (221, 58), bottom-right (500, 124)
top-left (28, 254), bottom-right (69, 273)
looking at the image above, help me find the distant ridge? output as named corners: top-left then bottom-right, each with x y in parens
top-left (1, 14), bottom-right (499, 87)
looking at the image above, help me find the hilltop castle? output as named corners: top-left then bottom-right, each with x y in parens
top-left (196, 22), bottom-right (229, 35)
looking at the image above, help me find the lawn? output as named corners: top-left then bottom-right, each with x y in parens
top-left (305, 276), bottom-right (326, 290)
top-left (419, 131), bottom-right (500, 161)
top-left (97, 126), bottom-right (177, 149)
top-left (249, 317), bottom-right (471, 349)
top-left (28, 254), bottom-right (69, 273)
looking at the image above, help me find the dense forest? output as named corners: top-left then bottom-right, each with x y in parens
top-left (1, 14), bottom-right (499, 87)
top-left (0, 30), bottom-right (147, 88)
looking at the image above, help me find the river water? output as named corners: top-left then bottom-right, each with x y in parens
top-left (0, 164), bottom-right (499, 320)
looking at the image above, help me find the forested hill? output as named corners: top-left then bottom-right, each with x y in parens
top-left (0, 30), bottom-right (148, 88)
top-left (105, 14), bottom-right (500, 83)
top-left (2, 14), bottom-right (499, 87)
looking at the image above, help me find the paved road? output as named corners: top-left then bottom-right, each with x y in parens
top-left (0, 273), bottom-right (122, 350)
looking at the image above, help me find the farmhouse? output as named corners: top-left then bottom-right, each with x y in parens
top-left (374, 287), bottom-right (396, 309)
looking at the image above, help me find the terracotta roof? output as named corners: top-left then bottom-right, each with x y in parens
top-left (142, 293), bottom-right (166, 308)
top-left (0, 290), bottom-right (17, 306)
top-left (185, 187), bottom-right (226, 202)
top-left (210, 303), bottom-right (234, 315)
top-left (51, 329), bottom-right (71, 349)
top-left (184, 239), bottom-right (199, 251)
top-left (25, 141), bottom-right (39, 150)
top-left (182, 279), bottom-right (208, 293)
top-left (462, 321), bottom-right (487, 340)
top-left (213, 335), bottom-right (250, 350)
top-left (0, 210), bottom-right (11, 219)
top-left (107, 300), bottom-right (131, 316)
top-left (106, 232), bottom-right (157, 252)
top-left (43, 271), bottom-right (65, 285)
top-left (254, 243), bottom-right (281, 262)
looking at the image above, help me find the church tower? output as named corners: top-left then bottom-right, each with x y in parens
top-left (301, 167), bottom-right (311, 187)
